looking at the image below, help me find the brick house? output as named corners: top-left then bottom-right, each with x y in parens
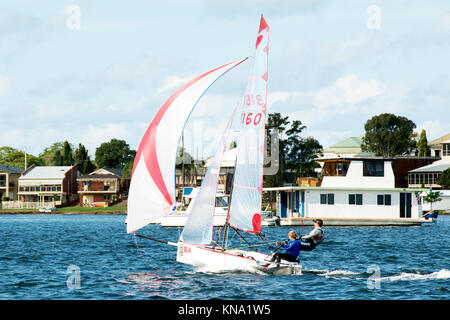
top-left (77, 168), bottom-right (128, 206)
top-left (0, 164), bottom-right (23, 201)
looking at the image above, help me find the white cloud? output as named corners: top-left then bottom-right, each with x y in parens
top-left (312, 74), bottom-right (386, 108)
top-left (268, 91), bottom-right (301, 107)
top-left (0, 76), bottom-right (10, 95)
top-left (80, 123), bottom-right (130, 154)
top-left (417, 120), bottom-right (450, 141)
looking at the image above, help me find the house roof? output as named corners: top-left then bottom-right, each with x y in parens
top-left (428, 133), bottom-right (450, 146)
top-left (90, 168), bottom-right (123, 177)
top-left (78, 168), bottom-right (124, 180)
top-left (78, 174), bottom-right (120, 180)
top-left (408, 159), bottom-right (450, 173)
top-left (19, 166), bottom-right (73, 180)
top-left (0, 164), bottom-right (23, 174)
top-left (329, 136), bottom-right (362, 148)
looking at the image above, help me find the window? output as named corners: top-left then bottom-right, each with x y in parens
top-left (320, 193), bottom-right (334, 205)
top-left (349, 194), bottom-right (363, 205)
top-left (443, 144), bottom-right (449, 156)
top-left (385, 194), bottom-right (391, 205)
top-left (328, 193), bottom-right (334, 205)
top-left (377, 194), bottom-right (391, 206)
top-left (349, 194), bottom-right (355, 205)
top-left (363, 160), bottom-right (384, 177)
top-left (377, 194), bottom-right (384, 205)
top-left (356, 194), bottom-right (363, 205)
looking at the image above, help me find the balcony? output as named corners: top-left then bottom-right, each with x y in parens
top-left (79, 185), bottom-right (118, 193)
top-left (18, 185), bottom-right (62, 193)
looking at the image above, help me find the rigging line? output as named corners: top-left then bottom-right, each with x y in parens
top-left (133, 234), bottom-right (181, 273)
top-left (258, 233), bottom-right (275, 250)
top-left (133, 233), bottom-right (160, 271)
top-left (231, 226), bottom-right (252, 248)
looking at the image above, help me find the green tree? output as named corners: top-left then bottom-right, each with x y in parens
top-left (74, 143), bottom-right (95, 174)
top-left (285, 120), bottom-right (322, 180)
top-left (264, 113), bottom-right (322, 186)
top-left (361, 113), bottom-right (417, 157)
top-left (438, 168), bottom-right (450, 189)
top-left (423, 190), bottom-right (442, 211)
top-left (417, 129), bottom-right (430, 156)
top-left (121, 159), bottom-right (134, 185)
top-left (95, 139), bottom-right (136, 169)
top-left (265, 113), bottom-right (290, 188)
top-left (52, 150), bottom-right (63, 166)
top-left (0, 146), bottom-right (41, 169)
top-left (39, 142), bottom-right (65, 165)
top-left (61, 141), bottom-right (74, 165)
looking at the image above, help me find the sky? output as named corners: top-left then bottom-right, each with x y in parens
top-left (1, 0), bottom-right (449, 160)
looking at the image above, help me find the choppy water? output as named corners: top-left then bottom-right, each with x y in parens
top-left (0, 214), bottom-right (448, 300)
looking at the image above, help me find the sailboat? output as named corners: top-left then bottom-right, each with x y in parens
top-left (126, 16), bottom-right (302, 275)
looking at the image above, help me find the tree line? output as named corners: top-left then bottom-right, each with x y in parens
top-left (1, 112), bottom-right (448, 188)
top-left (0, 139), bottom-right (136, 178)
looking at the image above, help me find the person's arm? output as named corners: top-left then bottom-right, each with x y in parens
top-left (301, 228), bottom-right (320, 240)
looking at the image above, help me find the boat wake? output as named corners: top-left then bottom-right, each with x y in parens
top-left (305, 268), bottom-right (450, 282)
top-left (307, 269), bottom-right (361, 279)
top-left (380, 269), bottom-right (450, 282)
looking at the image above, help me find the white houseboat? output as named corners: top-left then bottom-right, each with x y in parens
top-left (264, 157), bottom-right (435, 226)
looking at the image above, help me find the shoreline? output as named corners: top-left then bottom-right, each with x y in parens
top-left (0, 211), bottom-right (126, 215)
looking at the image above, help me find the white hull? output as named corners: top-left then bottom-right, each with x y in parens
top-left (176, 242), bottom-right (302, 275)
top-left (279, 217), bottom-right (435, 226)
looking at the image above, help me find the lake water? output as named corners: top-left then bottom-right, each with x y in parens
top-left (0, 214), bottom-right (448, 301)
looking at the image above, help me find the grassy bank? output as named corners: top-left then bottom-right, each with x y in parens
top-left (0, 206), bottom-right (127, 214)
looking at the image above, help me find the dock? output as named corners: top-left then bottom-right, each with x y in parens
top-left (275, 217), bottom-right (435, 226)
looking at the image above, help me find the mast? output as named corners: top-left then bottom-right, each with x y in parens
top-left (221, 163), bottom-right (236, 250)
top-left (181, 131), bottom-right (185, 203)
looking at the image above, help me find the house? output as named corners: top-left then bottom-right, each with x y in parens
top-left (264, 157), bottom-right (433, 226)
top-left (408, 133), bottom-right (450, 189)
top-left (0, 164), bottom-right (23, 201)
top-left (321, 136), bottom-right (365, 159)
top-left (77, 168), bottom-right (128, 206)
top-left (17, 165), bottom-right (78, 207)
top-left (428, 133), bottom-right (450, 158)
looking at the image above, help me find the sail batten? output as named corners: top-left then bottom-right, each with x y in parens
top-left (127, 58), bottom-right (247, 234)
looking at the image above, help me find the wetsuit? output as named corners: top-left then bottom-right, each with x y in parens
top-left (300, 227), bottom-right (324, 251)
top-left (271, 239), bottom-right (300, 263)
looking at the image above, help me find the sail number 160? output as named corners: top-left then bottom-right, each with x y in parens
top-left (241, 112), bottom-right (262, 126)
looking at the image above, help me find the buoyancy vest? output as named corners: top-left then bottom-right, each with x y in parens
top-left (312, 227), bottom-right (324, 245)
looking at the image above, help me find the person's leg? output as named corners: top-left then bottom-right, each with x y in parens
top-left (277, 253), bottom-right (297, 262)
top-left (300, 239), bottom-right (316, 251)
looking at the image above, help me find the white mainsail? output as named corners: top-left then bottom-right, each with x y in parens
top-left (126, 59), bottom-right (247, 234)
top-left (227, 16), bottom-right (270, 234)
top-left (180, 108), bottom-right (238, 244)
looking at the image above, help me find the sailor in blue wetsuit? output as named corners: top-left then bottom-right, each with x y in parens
top-left (269, 230), bottom-right (300, 263)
